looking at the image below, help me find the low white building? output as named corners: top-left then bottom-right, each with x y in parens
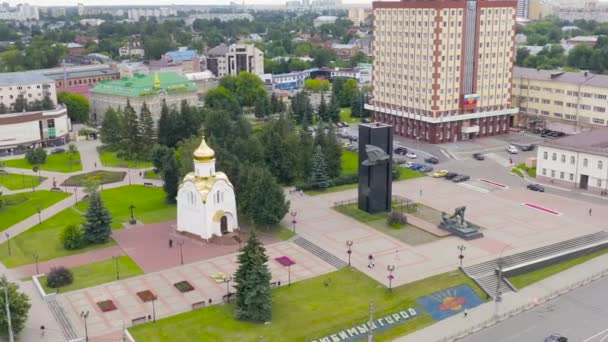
top-left (177, 137), bottom-right (238, 240)
top-left (537, 129), bottom-right (608, 194)
top-left (119, 41), bottom-right (145, 58)
top-left (313, 15), bottom-right (338, 27)
top-left (0, 72), bottom-right (57, 109)
top-left (0, 106), bottom-right (70, 150)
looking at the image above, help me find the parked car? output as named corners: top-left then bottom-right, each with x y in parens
top-left (406, 151), bottom-right (417, 159)
top-left (527, 183), bottom-right (545, 192)
top-left (473, 153), bottom-right (485, 161)
top-left (393, 158), bottom-right (407, 165)
top-left (445, 172), bottom-right (459, 180)
top-left (425, 156), bottom-right (439, 164)
top-left (419, 165), bottom-right (434, 173)
top-left (394, 147), bottom-right (408, 155)
top-left (362, 118), bottom-right (371, 123)
top-left (409, 163), bottom-right (425, 171)
top-left (452, 175), bottom-right (470, 183)
top-left (544, 334), bottom-right (567, 342)
top-left (520, 144), bottom-right (536, 151)
top-left (341, 122), bottom-right (349, 127)
top-left (506, 145), bottom-right (518, 154)
top-left (433, 170), bottom-right (449, 178)
top-left (51, 148), bottom-right (65, 154)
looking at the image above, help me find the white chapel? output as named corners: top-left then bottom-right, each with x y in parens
top-left (176, 136), bottom-right (238, 240)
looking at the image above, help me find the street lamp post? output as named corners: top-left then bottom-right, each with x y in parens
top-left (387, 265), bottom-right (395, 291)
top-left (346, 240), bottom-right (354, 267)
top-left (178, 241), bottom-right (184, 265)
top-left (80, 310), bottom-right (89, 342)
top-left (494, 245), bottom-right (510, 319)
top-left (457, 245), bottom-right (466, 268)
top-left (74, 188), bottom-right (78, 204)
top-left (290, 211), bottom-right (297, 233)
top-left (128, 168), bottom-right (132, 186)
top-left (112, 255), bottom-right (120, 280)
top-left (129, 205), bottom-right (136, 225)
top-left (5, 233), bottom-right (10, 256)
top-left (151, 296), bottom-right (157, 323)
top-left (33, 253), bottom-right (39, 275)
top-left (36, 205), bottom-right (41, 225)
top-left (223, 277), bottom-right (232, 302)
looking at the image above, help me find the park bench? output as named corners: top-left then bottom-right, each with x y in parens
top-left (131, 316), bottom-right (147, 326)
top-left (191, 301), bottom-right (206, 310)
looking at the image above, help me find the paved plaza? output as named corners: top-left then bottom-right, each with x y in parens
top-left (57, 241), bottom-right (335, 341)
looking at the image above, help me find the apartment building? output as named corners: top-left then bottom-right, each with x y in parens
top-left (368, 0), bottom-right (518, 144)
top-left (537, 129), bottom-right (608, 194)
top-left (512, 67), bottom-right (608, 130)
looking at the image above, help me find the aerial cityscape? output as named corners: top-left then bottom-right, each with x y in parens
top-left (0, 0), bottom-right (607, 341)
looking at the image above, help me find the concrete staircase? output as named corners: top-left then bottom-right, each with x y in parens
top-left (463, 231), bottom-right (608, 299)
top-left (293, 237), bottom-right (348, 269)
top-left (47, 296), bottom-right (79, 341)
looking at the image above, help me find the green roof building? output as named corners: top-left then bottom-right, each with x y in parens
top-left (90, 72), bottom-right (198, 122)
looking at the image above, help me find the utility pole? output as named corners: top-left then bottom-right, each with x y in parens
top-left (5, 285), bottom-right (14, 342)
top-left (367, 301), bottom-right (374, 342)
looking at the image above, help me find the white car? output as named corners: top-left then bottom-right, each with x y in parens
top-left (406, 152), bottom-right (417, 159)
top-left (506, 145), bottom-right (518, 154)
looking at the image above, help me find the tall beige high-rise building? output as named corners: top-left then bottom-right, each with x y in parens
top-left (367, 0), bottom-right (519, 143)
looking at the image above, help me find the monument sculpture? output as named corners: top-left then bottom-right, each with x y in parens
top-left (439, 206), bottom-right (483, 240)
top-left (358, 123), bottom-right (393, 214)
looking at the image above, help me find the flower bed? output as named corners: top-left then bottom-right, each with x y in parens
top-left (97, 300), bottom-right (117, 312)
top-left (174, 281), bottom-right (194, 293)
top-left (137, 290), bottom-right (157, 302)
top-left (275, 256), bottom-right (295, 266)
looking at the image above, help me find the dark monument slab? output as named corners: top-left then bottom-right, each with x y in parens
top-left (358, 123), bottom-right (393, 214)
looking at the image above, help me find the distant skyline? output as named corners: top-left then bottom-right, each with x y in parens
top-left (5, 0), bottom-right (372, 7)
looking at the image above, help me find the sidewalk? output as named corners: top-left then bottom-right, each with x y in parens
top-left (394, 251), bottom-right (608, 342)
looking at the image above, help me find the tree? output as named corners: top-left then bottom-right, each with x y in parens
top-left (0, 276), bottom-right (30, 337)
top-left (234, 230), bottom-right (272, 322)
top-left (317, 93), bottom-right (329, 122)
top-left (351, 90), bottom-right (367, 118)
top-left (60, 224), bottom-right (84, 250)
top-left (139, 102), bottom-right (156, 156)
top-left (309, 145), bottom-right (330, 189)
top-left (260, 129), bottom-right (295, 184)
top-left (290, 92), bottom-right (313, 125)
top-left (100, 108), bottom-right (123, 148)
top-left (340, 79), bottom-right (359, 107)
top-left (240, 165), bottom-right (290, 226)
top-left (46, 267), bottom-right (74, 288)
top-left (25, 147), bottom-right (46, 165)
top-left (161, 149), bottom-right (180, 203)
top-left (157, 100), bottom-right (172, 147)
top-left (83, 191), bottom-right (112, 244)
top-left (235, 72), bottom-right (267, 107)
top-left (204, 86), bottom-right (242, 116)
top-left (254, 96), bottom-right (268, 118)
top-left (328, 93), bottom-right (340, 123)
top-left (57, 92), bottom-right (90, 123)
top-left (12, 95), bottom-right (27, 112)
top-left (516, 47), bottom-right (530, 66)
top-left (67, 143), bottom-right (78, 171)
top-left (0, 103), bottom-right (7, 114)
top-left (123, 100), bottom-right (141, 158)
top-left (41, 94), bottom-right (54, 110)
top-left (323, 126), bottom-right (343, 179)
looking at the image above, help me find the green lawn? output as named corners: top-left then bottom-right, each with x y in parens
top-left (516, 163), bottom-right (536, 178)
top-left (339, 108), bottom-right (361, 124)
top-left (39, 256), bottom-right (143, 293)
top-left (62, 171), bottom-right (126, 187)
top-left (305, 183), bottom-right (359, 196)
top-left (397, 167), bottom-right (426, 180)
top-left (0, 191), bottom-right (69, 232)
top-left (0, 185), bottom-right (175, 268)
top-left (335, 203), bottom-right (438, 246)
top-left (509, 248), bottom-right (608, 289)
top-left (341, 151), bottom-right (358, 174)
top-left (0, 173), bottom-right (45, 190)
top-left (98, 147), bottom-right (153, 169)
top-left (144, 170), bottom-right (161, 180)
top-left (4, 153), bottom-right (82, 172)
top-left (259, 225), bottom-right (296, 241)
top-left (129, 268), bottom-right (486, 342)
top-left (511, 168), bottom-right (523, 177)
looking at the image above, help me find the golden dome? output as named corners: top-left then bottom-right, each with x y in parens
top-left (193, 136), bottom-right (215, 162)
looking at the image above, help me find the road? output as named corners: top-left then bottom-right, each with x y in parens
top-left (461, 275), bottom-right (608, 342)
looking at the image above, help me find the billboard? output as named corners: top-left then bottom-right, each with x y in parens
top-left (463, 94), bottom-right (479, 106)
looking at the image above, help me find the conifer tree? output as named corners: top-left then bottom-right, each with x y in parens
top-left (139, 102), bottom-right (156, 155)
top-left (234, 230), bottom-right (272, 322)
top-left (83, 191), bottom-right (112, 244)
top-left (328, 93), bottom-right (340, 123)
top-left (157, 100), bottom-right (172, 147)
top-left (309, 145), bottom-right (330, 189)
top-left (317, 93), bottom-right (328, 122)
top-left (161, 150), bottom-right (180, 203)
top-left (123, 100), bottom-right (141, 158)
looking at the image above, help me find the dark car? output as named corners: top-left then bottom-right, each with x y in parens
top-left (520, 144), bottom-right (536, 151)
top-left (51, 148), bottom-right (65, 154)
top-left (424, 156), bottom-right (439, 164)
top-left (419, 165), bottom-right (434, 173)
top-left (341, 122), bottom-right (350, 127)
top-left (527, 183), bottom-right (545, 192)
top-left (445, 172), bottom-right (459, 180)
top-left (473, 153), bottom-right (485, 161)
top-left (362, 118), bottom-right (371, 123)
top-left (452, 175), bottom-right (470, 183)
top-left (394, 147), bottom-right (408, 155)
top-left (409, 163), bottom-right (425, 171)
top-left (544, 334), bottom-right (567, 342)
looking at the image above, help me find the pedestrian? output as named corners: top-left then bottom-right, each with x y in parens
top-left (419, 189), bottom-right (423, 197)
top-left (509, 157), bottom-right (513, 164)
top-left (368, 254), bottom-right (374, 268)
top-left (94, 162), bottom-right (97, 168)
top-left (169, 239), bottom-right (173, 248)
top-left (139, 171), bottom-right (142, 177)
top-left (300, 190), bottom-right (304, 196)
top-left (464, 309), bottom-right (468, 318)
top-left (589, 208), bottom-right (592, 216)
top-left (40, 325), bottom-right (45, 338)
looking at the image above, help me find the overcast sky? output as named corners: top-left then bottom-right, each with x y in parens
top-left (8, 0), bottom-right (371, 7)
